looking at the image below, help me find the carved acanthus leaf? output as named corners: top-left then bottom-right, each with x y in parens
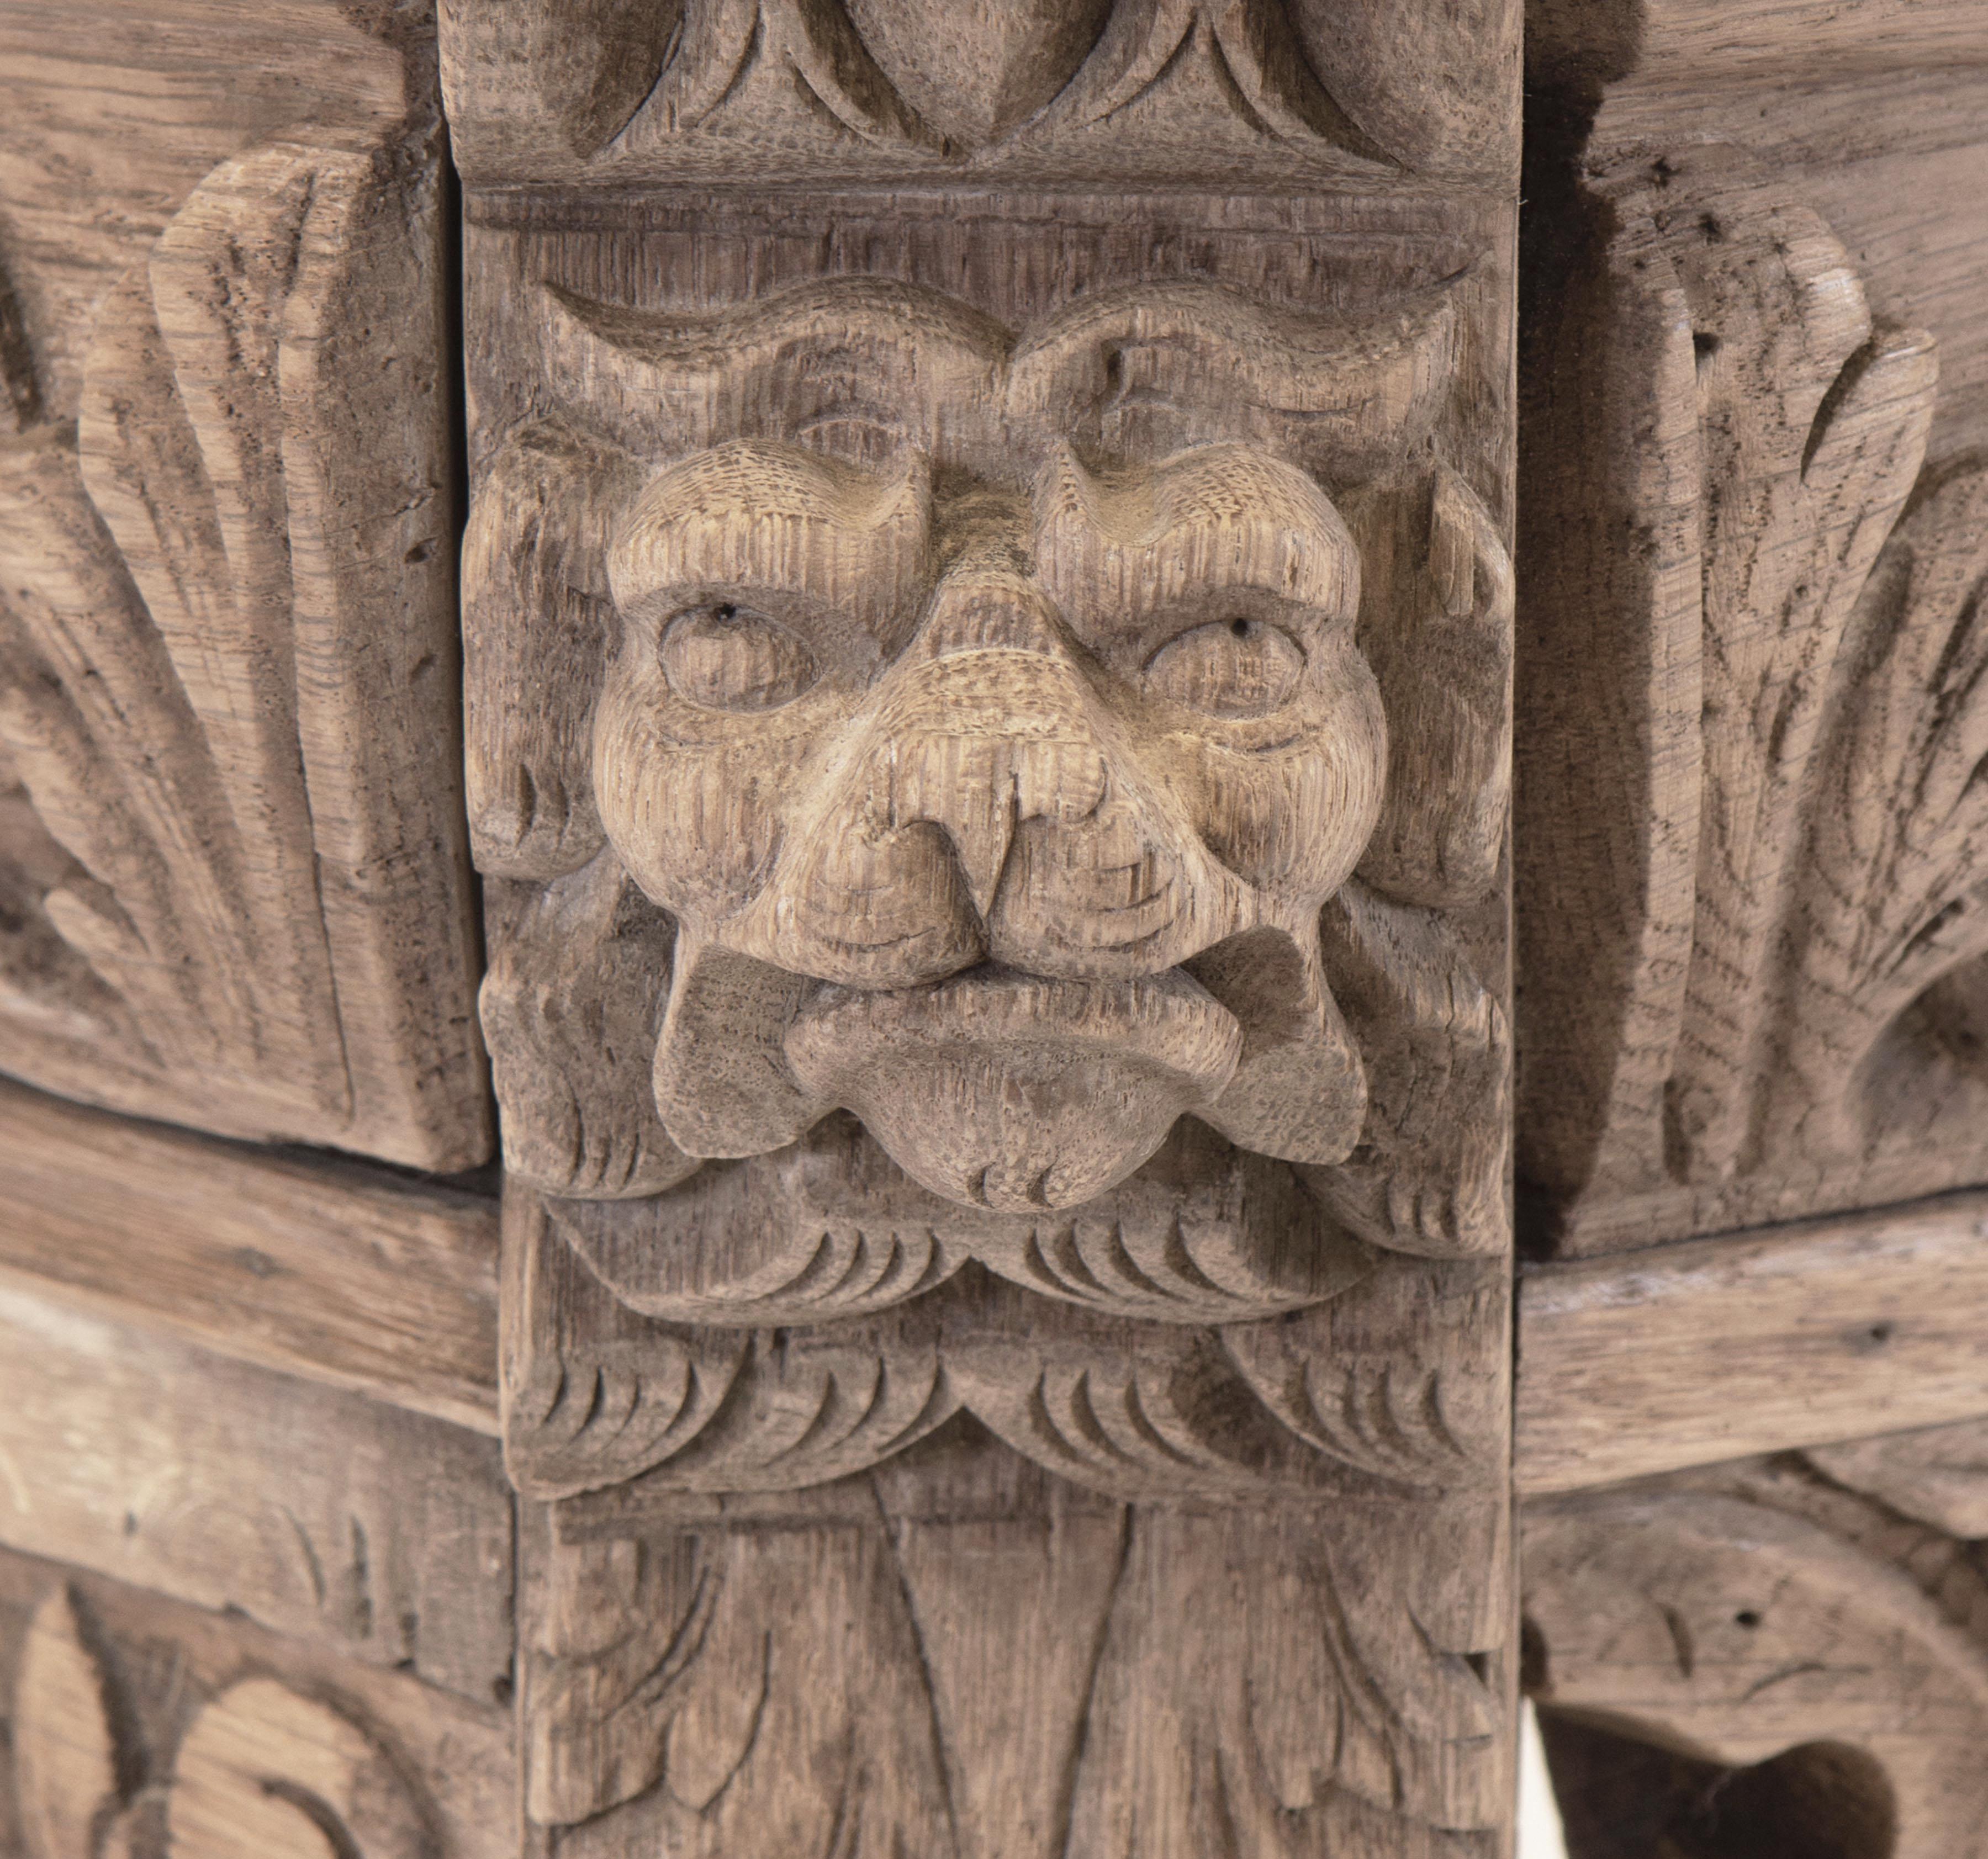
top-left (525, 1502), bottom-right (959, 1840)
top-left (0, 135), bottom-right (487, 1170)
top-left (528, 1482), bottom-right (1508, 1847)
top-left (1769, 459), bottom-right (1988, 1157)
top-left (1515, 146), bottom-right (1983, 1244)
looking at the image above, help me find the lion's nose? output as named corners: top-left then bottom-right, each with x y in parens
top-left (739, 565), bottom-right (1246, 988)
top-left (910, 566), bottom-right (1070, 663)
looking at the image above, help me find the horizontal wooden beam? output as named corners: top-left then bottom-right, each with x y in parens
top-left (1518, 1190), bottom-right (1988, 1492)
top-left (0, 1076), bottom-right (499, 1433)
top-left (14, 1069), bottom-right (1988, 1495)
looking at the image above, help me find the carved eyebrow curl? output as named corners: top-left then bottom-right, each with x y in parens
top-left (1032, 443), bottom-right (1360, 633)
top-left (607, 439), bottom-right (932, 647)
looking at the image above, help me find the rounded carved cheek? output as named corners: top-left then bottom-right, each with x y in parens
top-left (591, 674), bottom-right (795, 926)
top-left (1189, 690), bottom-right (1386, 902)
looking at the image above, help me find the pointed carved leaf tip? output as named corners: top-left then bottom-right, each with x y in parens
top-left (13, 1587), bottom-right (124, 1859)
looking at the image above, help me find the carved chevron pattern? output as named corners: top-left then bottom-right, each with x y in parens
top-left (506, 1191), bottom-right (1506, 1506)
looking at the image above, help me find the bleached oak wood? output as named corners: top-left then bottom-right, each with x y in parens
top-left (0, 0), bottom-right (489, 1172)
top-left (0, 1076), bottom-right (499, 1434)
top-left (1515, 10), bottom-right (1988, 1835)
top-left (445, 3), bottom-right (1522, 1841)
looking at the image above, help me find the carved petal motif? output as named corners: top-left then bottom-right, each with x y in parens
top-left (12, 1588), bottom-right (124, 1859)
top-left (843, 0), bottom-right (1113, 147)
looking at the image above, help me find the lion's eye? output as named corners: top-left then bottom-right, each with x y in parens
top-left (1143, 617), bottom-right (1304, 717)
top-left (659, 602), bottom-right (820, 712)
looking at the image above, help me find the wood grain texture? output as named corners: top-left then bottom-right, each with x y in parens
top-left (0, 0), bottom-right (489, 1171)
top-left (522, 1436), bottom-right (1512, 1851)
top-left (0, 1540), bottom-right (515, 1858)
top-left (0, 1076), bottom-right (498, 1435)
top-left (1524, 1452), bottom-right (1988, 1858)
top-left (1516, 1188), bottom-right (1988, 1495)
top-left (0, 1274), bottom-right (512, 1706)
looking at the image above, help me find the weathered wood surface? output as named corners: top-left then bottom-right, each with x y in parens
top-left (1524, 1452), bottom-right (1988, 1858)
top-left (0, 1076), bottom-right (499, 1434)
top-left (1518, 1189), bottom-right (1988, 1494)
top-left (0, 1273), bottom-right (513, 1706)
top-left (0, 1539), bottom-right (517, 1858)
top-left (0, 0), bottom-right (490, 1171)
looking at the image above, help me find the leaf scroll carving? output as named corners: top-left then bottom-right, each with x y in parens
top-left (1515, 145), bottom-right (1988, 1248)
top-left (0, 130), bottom-right (488, 1170)
top-left (6, 1582), bottom-right (439, 1859)
top-left (1524, 1469), bottom-right (1988, 1858)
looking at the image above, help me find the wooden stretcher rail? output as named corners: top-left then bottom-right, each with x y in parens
top-left (0, 1076), bottom-right (500, 1434)
top-left (1518, 1190), bottom-right (1988, 1492)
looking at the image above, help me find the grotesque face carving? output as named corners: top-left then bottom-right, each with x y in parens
top-left (467, 274), bottom-right (1513, 1311)
top-left (592, 439), bottom-right (1384, 1211)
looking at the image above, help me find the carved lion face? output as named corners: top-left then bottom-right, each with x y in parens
top-left (590, 438), bottom-right (1384, 1210)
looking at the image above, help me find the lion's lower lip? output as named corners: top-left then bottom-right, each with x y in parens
top-left (781, 967), bottom-right (1243, 1212)
top-left (785, 965), bottom-right (1243, 1078)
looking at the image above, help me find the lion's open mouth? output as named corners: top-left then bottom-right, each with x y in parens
top-left (781, 966), bottom-right (1242, 1211)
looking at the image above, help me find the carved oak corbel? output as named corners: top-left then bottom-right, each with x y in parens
top-left (443, 1), bottom-right (1520, 1846)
